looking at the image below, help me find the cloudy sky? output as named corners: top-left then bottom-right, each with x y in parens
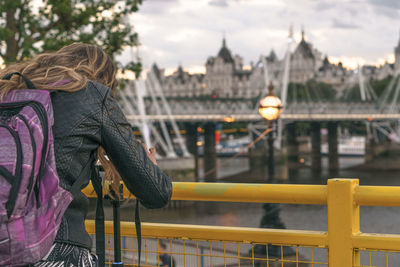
top-left (121, 0), bottom-right (400, 75)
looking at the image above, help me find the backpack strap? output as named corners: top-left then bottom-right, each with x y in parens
top-left (2, 72), bottom-right (36, 89)
top-left (71, 159), bottom-right (141, 267)
top-left (91, 165), bottom-right (105, 267)
top-left (68, 157), bottom-right (105, 267)
top-left (135, 200), bottom-right (142, 267)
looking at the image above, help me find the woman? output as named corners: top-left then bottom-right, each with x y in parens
top-left (0, 43), bottom-right (172, 266)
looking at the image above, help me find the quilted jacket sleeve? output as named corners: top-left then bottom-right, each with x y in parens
top-left (100, 88), bottom-right (172, 209)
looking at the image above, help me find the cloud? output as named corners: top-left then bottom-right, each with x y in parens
top-left (332, 18), bottom-right (360, 29)
top-left (367, 0), bottom-right (400, 18)
top-left (312, 1), bottom-right (337, 11)
top-left (128, 0), bottom-right (400, 72)
top-left (139, 0), bottom-right (179, 15)
top-left (368, 0), bottom-right (400, 9)
top-left (208, 0), bottom-right (240, 8)
top-left (143, 0), bottom-right (178, 2)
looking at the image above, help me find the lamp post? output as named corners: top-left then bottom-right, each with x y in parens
top-left (255, 82), bottom-right (293, 258)
top-left (258, 82), bottom-right (283, 183)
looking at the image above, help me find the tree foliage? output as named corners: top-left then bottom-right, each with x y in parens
top-left (341, 75), bottom-right (394, 102)
top-left (0, 0), bottom-right (142, 76)
top-left (370, 75), bottom-right (393, 98)
top-left (286, 80), bottom-right (337, 103)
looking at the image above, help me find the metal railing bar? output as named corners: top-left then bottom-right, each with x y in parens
top-left (85, 220), bottom-right (328, 247)
top-left (355, 186), bottom-right (400, 206)
top-left (353, 233), bottom-right (400, 251)
top-left (83, 182), bottom-right (327, 205)
top-left (83, 182), bottom-right (400, 207)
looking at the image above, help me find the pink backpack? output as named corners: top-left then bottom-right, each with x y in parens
top-left (0, 73), bottom-right (73, 266)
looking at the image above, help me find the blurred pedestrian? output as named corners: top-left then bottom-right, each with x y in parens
top-left (159, 240), bottom-right (176, 267)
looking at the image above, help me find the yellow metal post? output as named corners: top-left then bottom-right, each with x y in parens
top-left (328, 179), bottom-right (360, 267)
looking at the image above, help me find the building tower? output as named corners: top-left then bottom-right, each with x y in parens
top-left (204, 37), bottom-right (235, 96)
top-left (290, 28), bottom-right (315, 83)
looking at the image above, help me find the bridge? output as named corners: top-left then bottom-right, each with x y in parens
top-left (121, 76), bottom-right (400, 123)
top-left (118, 68), bottom-right (400, 178)
top-left (125, 113), bottom-right (400, 122)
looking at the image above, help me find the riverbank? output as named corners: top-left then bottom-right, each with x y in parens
top-left (348, 142), bottom-right (400, 171)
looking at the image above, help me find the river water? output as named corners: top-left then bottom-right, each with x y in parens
top-left (98, 156), bottom-right (400, 266)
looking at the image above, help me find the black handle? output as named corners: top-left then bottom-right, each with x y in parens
top-left (2, 72), bottom-right (36, 89)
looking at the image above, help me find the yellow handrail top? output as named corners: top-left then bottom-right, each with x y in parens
top-left (83, 180), bottom-right (400, 206)
top-left (83, 181), bottom-right (327, 204)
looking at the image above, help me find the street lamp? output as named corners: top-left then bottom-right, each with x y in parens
top-left (255, 82), bottom-right (293, 258)
top-left (258, 82), bottom-right (282, 183)
top-left (258, 83), bottom-right (282, 122)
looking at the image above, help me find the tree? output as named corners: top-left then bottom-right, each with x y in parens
top-left (0, 0), bottom-right (142, 76)
top-left (341, 75), bottom-right (394, 102)
top-left (287, 80), bottom-right (336, 103)
top-left (370, 75), bottom-right (393, 98)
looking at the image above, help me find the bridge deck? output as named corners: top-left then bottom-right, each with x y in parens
top-left (126, 113), bottom-right (400, 122)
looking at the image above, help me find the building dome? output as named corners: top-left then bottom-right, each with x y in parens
top-left (217, 38), bottom-right (234, 63)
top-left (294, 30), bottom-right (314, 59)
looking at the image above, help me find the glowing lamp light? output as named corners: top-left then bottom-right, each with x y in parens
top-left (258, 83), bottom-right (282, 121)
top-left (223, 116), bottom-right (235, 123)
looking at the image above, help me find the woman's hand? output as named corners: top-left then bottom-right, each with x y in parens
top-left (140, 141), bottom-right (158, 165)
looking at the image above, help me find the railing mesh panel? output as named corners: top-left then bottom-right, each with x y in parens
top-left (354, 249), bottom-right (400, 267)
top-left (91, 234), bottom-right (328, 266)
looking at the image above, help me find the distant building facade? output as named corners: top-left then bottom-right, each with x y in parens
top-left (151, 30), bottom-right (400, 99)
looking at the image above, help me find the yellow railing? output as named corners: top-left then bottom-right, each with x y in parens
top-left (84, 179), bottom-right (400, 266)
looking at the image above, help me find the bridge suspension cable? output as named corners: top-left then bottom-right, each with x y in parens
top-left (146, 74), bottom-right (177, 158)
top-left (133, 80), bottom-right (153, 149)
top-left (276, 25), bottom-right (294, 149)
top-left (147, 69), bottom-right (190, 157)
top-left (378, 75), bottom-right (400, 111)
top-left (357, 65), bottom-right (377, 102)
top-left (121, 81), bottom-right (172, 157)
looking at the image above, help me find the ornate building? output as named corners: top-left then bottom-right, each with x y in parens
top-left (290, 30), bottom-right (322, 83)
top-left (152, 30), bottom-right (399, 99)
top-left (204, 38), bottom-right (251, 98)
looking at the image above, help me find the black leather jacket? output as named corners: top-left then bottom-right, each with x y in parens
top-left (51, 81), bottom-right (172, 249)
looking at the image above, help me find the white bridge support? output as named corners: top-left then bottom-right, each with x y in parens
top-left (379, 76), bottom-right (400, 111)
top-left (146, 76), bottom-right (177, 158)
top-left (388, 76), bottom-right (400, 113)
top-left (122, 81), bottom-right (171, 158)
top-left (358, 65), bottom-right (367, 101)
top-left (121, 68), bottom-right (193, 159)
top-left (147, 70), bottom-right (190, 157)
top-left (134, 80), bottom-right (152, 150)
top-left (276, 26), bottom-right (294, 149)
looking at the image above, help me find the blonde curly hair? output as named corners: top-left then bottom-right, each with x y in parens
top-left (0, 43), bottom-right (122, 197)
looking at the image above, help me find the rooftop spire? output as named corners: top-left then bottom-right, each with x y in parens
top-left (288, 24), bottom-right (293, 40)
top-left (217, 35), bottom-right (234, 64)
top-left (301, 25), bottom-right (305, 41)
